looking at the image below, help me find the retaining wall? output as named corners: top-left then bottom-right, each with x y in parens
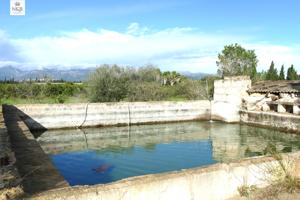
top-left (240, 110), bottom-right (300, 134)
top-left (0, 107), bottom-right (20, 190)
top-left (14, 101), bottom-right (211, 130)
top-left (30, 152), bottom-right (300, 200)
top-left (2, 105), bottom-right (69, 195)
top-left (212, 76), bottom-right (251, 122)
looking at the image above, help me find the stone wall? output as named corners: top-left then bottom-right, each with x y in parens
top-left (240, 110), bottom-right (300, 134)
top-left (30, 152), bottom-right (300, 200)
top-left (211, 76), bottom-right (251, 122)
top-left (14, 101), bottom-right (211, 130)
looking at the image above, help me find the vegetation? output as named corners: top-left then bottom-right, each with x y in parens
top-left (216, 43), bottom-right (258, 79)
top-left (266, 61), bottom-right (279, 80)
top-left (237, 184), bottom-right (257, 198)
top-left (279, 65), bottom-right (285, 80)
top-left (0, 82), bottom-right (85, 104)
top-left (0, 65), bottom-right (217, 104)
top-left (287, 64), bottom-right (299, 80)
top-left (217, 43), bottom-right (299, 82)
top-left (87, 65), bottom-right (215, 102)
top-left (238, 143), bottom-right (300, 199)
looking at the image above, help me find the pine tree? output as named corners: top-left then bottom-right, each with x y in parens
top-left (279, 65), bottom-right (285, 80)
top-left (266, 61), bottom-right (279, 80)
top-left (287, 65), bottom-right (299, 80)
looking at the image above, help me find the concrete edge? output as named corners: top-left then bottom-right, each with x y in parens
top-left (28, 151), bottom-right (300, 199)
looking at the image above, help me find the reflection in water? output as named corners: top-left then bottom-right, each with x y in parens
top-left (36, 121), bottom-right (300, 186)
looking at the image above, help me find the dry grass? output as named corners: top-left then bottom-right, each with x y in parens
top-left (0, 186), bottom-right (24, 200)
top-left (237, 144), bottom-right (300, 199)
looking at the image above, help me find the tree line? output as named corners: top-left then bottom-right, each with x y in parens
top-left (217, 43), bottom-right (299, 81)
top-left (87, 65), bottom-right (215, 102)
top-left (0, 82), bottom-right (85, 103)
top-left (263, 61), bottom-right (299, 80)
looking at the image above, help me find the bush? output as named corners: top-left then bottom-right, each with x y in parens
top-left (0, 82), bottom-right (84, 103)
top-left (87, 65), bottom-right (210, 102)
top-left (87, 65), bottom-right (130, 102)
top-left (126, 82), bottom-right (167, 101)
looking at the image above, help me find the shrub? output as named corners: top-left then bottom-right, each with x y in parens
top-left (87, 65), bottom-right (130, 102)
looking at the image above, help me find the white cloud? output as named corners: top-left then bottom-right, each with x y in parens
top-left (245, 43), bottom-right (300, 71)
top-left (1, 23), bottom-right (300, 73)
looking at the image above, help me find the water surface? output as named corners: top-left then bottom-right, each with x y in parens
top-left (37, 121), bottom-right (300, 186)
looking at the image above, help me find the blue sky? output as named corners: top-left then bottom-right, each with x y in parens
top-left (1, 0), bottom-right (300, 73)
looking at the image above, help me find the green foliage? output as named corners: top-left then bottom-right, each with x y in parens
top-left (287, 65), bottom-right (299, 80)
top-left (279, 65), bottom-right (285, 80)
top-left (0, 82), bottom-right (84, 104)
top-left (87, 65), bottom-right (130, 102)
top-left (216, 43), bottom-right (258, 78)
top-left (161, 71), bottom-right (184, 86)
top-left (266, 61), bottom-right (279, 80)
top-left (88, 65), bottom-right (210, 102)
top-left (126, 82), bottom-right (168, 101)
top-left (252, 70), bottom-right (267, 82)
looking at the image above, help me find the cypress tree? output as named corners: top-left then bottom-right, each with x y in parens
top-left (287, 65), bottom-right (299, 80)
top-left (279, 65), bottom-right (285, 80)
top-left (266, 61), bottom-right (279, 80)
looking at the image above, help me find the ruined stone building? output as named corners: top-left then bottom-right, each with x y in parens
top-left (243, 80), bottom-right (300, 115)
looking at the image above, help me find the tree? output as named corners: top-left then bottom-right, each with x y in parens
top-left (279, 65), bottom-right (285, 80)
top-left (216, 43), bottom-right (258, 78)
top-left (162, 71), bottom-right (183, 86)
top-left (266, 61), bottom-right (279, 80)
top-left (287, 65), bottom-right (299, 80)
top-left (87, 65), bottom-right (130, 102)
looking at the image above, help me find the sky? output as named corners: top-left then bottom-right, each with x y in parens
top-left (1, 0), bottom-right (300, 73)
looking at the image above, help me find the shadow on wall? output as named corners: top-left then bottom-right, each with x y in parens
top-left (4, 105), bottom-right (48, 138)
top-left (2, 104), bottom-right (68, 195)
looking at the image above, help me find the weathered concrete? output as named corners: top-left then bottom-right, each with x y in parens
top-left (294, 105), bottom-right (300, 115)
top-left (240, 110), bottom-right (300, 134)
top-left (0, 107), bottom-right (20, 190)
top-left (212, 76), bottom-right (251, 122)
top-left (29, 152), bottom-right (300, 200)
top-left (14, 101), bottom-right (211, 130)
top-left (2, 105), bottom-right (68, 195)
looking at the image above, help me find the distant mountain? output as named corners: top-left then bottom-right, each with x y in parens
top-left (0, 66), bottom-right (212, 82)
top-left (180, 71), bottom-right (212, 80)
top-left (0, 66), bottom-right (95, 82)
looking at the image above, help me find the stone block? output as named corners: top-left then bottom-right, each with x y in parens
top-left (277, 104), bottom-right (286, 113)
top-left (293, 105), bottom-right (300, 115)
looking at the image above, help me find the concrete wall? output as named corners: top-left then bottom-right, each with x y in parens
top-left (2, 105), bottom-right (69, 195)
top-left (240, 110), bottom-right (300, 134)
top-left (0, 107), bottom-right (20, 190)
top-left (14, 101), bottom-right (211, 130)
top-left (212, 76), bottom-right (251, 122)
top-left (30, 152), bottom-right (300, 200)
top-left (14, 76), bottom-right (252, 130)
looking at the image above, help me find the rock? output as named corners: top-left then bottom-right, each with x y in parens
top-left (262, 103), bottom-right (270, 112)
top-left (277, 104), bottom-right (286, 113)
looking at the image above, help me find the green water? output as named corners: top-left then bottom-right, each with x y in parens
top-left (36, 121), bottom-right (300, 186)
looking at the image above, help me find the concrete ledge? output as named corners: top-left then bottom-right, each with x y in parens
top-left (240, 110), bottom-right (300, 134)
top-left (2, 105), bottom-right (69, 195)
top-left (29, 152), bottom-right (300, 200)
top-left (13, 101), bottom-right (211, 130)
top-left (0, 106), bottom-right (21, 190)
